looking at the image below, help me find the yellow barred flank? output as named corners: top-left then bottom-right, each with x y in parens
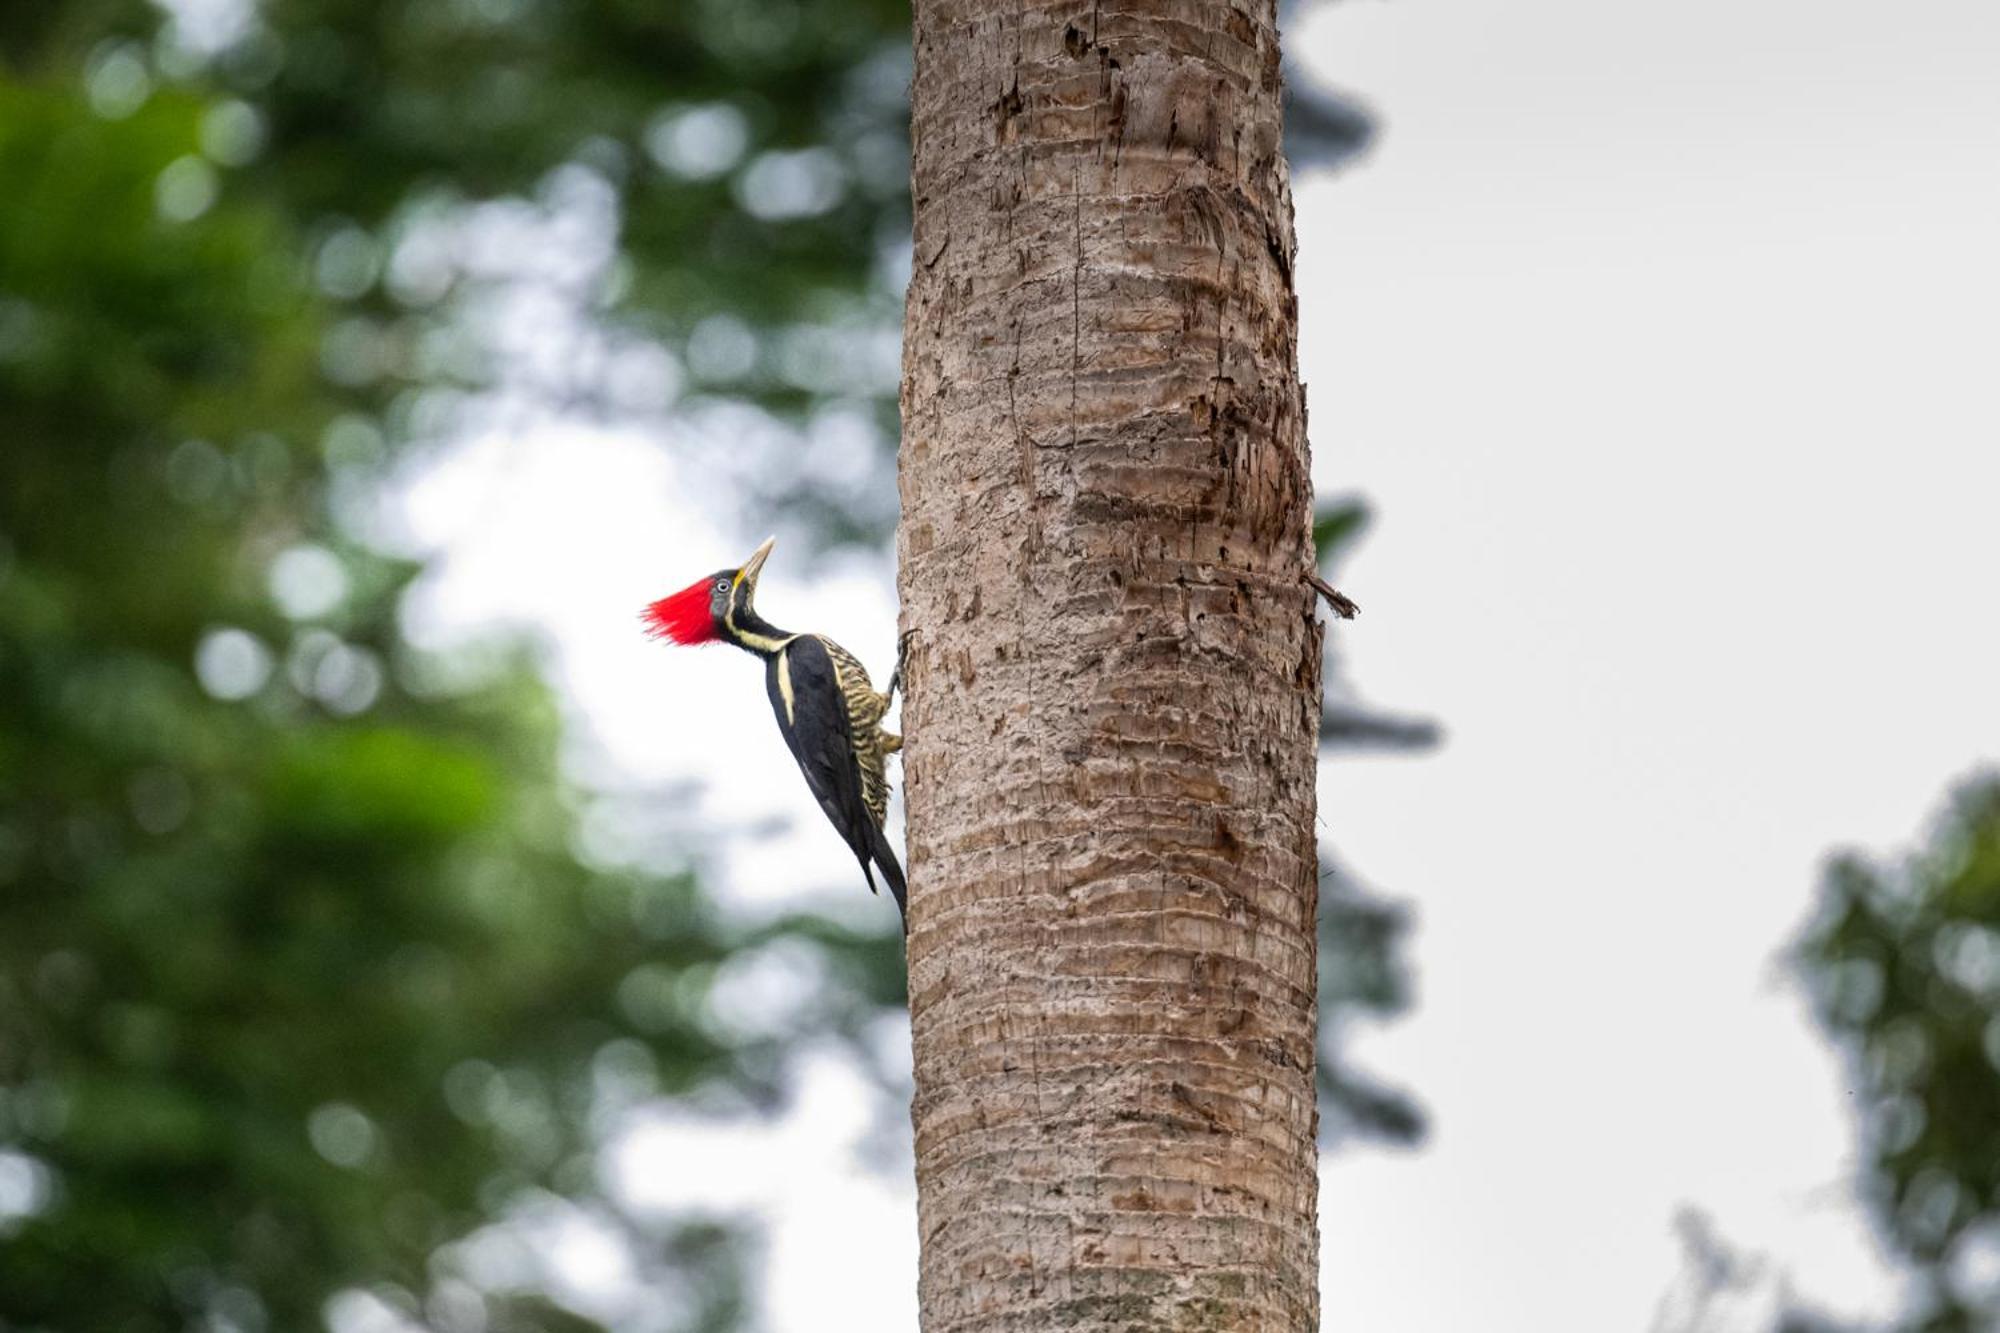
top-left (809, 635), bottom-right (898, 828)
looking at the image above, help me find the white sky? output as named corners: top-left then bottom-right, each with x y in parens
top-left (404, 0), bottom-right (2000, 1329)
top-left (1296, 0), bottom-right (2000, 1328)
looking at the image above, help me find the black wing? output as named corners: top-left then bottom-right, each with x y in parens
top-left (768, 636), bottom-right (888, 899)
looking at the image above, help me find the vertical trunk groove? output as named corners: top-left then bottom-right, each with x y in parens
top-left (898, 2), bottom-right (1322, 1330)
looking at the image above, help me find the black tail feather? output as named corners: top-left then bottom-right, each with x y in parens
top-left (864, 821), bottom-right (908, 930)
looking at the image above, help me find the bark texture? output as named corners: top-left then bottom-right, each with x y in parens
top-left (897, 1), bottom-right (1323, 1330)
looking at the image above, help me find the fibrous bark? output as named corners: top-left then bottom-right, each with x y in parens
top-left (897, 1), bottom-right (1322, 1330)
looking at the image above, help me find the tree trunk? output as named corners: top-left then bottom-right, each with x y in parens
top-left (896, 1), bottom-right (1323, 1329)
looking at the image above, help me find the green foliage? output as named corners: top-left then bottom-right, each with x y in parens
top-left (1312, 497), bottom-right (1372, 567)
top-left (0, 44), bottom-right (884, 1333)
top-left (1795, 774), bottom-right (2000, 1332)
top-left (218, 0), bottom-right (911, 540)
top-left (1315, 860), bottom-right (1423, 1143)
top-left (1315, 498), bottom-right (1439, 751)
top-left (1309, 495), bottom-right (1432, 1143)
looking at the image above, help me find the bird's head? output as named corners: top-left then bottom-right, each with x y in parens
top-left (642, 536), bottom-right (776, 648)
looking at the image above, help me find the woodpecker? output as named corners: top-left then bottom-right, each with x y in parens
top-left (642, 537), bottom-right (906, 925)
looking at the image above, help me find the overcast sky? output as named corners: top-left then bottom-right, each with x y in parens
top-left (408, 1), bottom-right (2000, 1329)
top-left (1295, 1), bottom-right (2000, 1328)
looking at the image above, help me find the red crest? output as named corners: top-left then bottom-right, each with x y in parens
top-left (641, 579), bottom-right (720, 645)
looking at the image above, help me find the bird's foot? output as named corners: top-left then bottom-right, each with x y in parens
top-left (885, 628), bottom-right (917, 704)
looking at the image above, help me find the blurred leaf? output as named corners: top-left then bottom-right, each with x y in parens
top-left (271, 728), bottom-right (498, 844)
top-left (1286, 79), bottom-right (1376, 172)
top-left (1313, 497), bottom-right (1372, 566)
top-left (1321, 703), bottom-right (1443, 751)
top-left (1793, 772), bottom-right (2000, 1333)
top-left (1315, 857), bottom-right (1423, 1146)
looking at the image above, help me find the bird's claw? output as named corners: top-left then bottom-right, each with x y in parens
top-left (886, 628), bottom-right (917, 704)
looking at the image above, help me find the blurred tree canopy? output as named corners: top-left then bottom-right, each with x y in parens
top-left (1, 2), bottom-right (1404, 1329)
top-left (1, 6), bottom-right (907, 1329)
top-left (1789, 774), bottom-right (2000, 1332)
top-left (5, 0), bottom-right (920, 541)
top-left (1312, 498), bottom-right (1432, 1145)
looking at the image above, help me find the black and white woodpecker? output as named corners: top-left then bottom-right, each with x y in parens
top-left (642, 537), bottom-right (906, 925)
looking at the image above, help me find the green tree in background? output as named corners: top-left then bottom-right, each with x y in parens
top-left (1313, 498), bottom-right (1432, 1145)
top-left (0, 12), bottom-right (904, 1328)
top-left (1789, 774), bottom-right (2000, 1333)
top-left (1642, 778), bottom-right (2000, 1333)
top-left (6, 0), bottom-right (919, 544)
top-left (1, 2), bottom-right (1407, 1328)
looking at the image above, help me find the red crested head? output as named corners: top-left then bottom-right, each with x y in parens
top-left (641, 578), bottom-right (722, 645)
top-left (641, 536), bottom-right (777, 650)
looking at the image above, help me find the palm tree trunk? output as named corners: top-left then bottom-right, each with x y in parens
top-left (897, 2), bottom-right (1322, 1330)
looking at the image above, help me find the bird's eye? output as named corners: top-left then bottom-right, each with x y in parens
top-left (715, 578), bottom-right (730, 593)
